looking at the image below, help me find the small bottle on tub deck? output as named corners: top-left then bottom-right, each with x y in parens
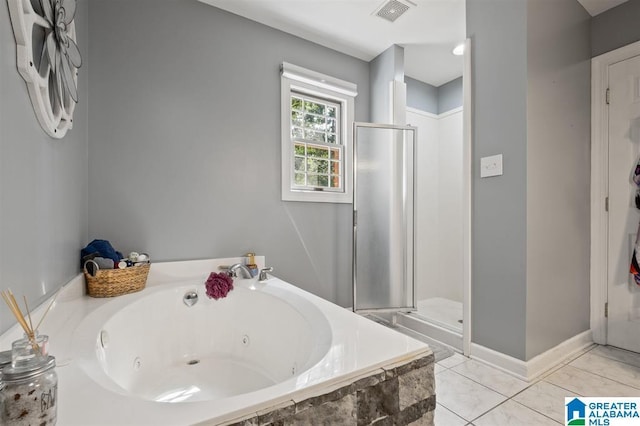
top-left (246, 253), bottom-right (258, 277)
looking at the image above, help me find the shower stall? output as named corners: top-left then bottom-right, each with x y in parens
top-left (353, 112), bottom-right (466, 352)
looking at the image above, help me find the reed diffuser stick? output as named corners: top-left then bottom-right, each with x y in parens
top-left (1, 290), bottom-right (40, 353)
top-left (23, 295), bottom-right (34, 335)
top-left (34, 289), bottom-right (60, 332)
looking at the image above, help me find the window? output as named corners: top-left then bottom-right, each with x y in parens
top-left (291, 93), bottom-right (342, 191)
top-left (281, 63), bottom-right (357, 203)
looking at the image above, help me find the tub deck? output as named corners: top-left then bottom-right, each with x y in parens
top-left (0, 257), bottom-right (433, 425)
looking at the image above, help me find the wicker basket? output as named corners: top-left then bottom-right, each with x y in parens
top-left (84, 261), bottom-right (150, 298)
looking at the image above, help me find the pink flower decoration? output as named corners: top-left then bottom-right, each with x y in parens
top-left (205, 272), bottom-right (234, 300)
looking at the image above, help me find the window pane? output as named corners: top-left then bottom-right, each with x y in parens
top-left (294, 157), bottom-right (305, 171)
top-left (292, 97), bottom-right (303, 111)
top-left (307, 158), bottom-right (329, 174)
top-left (327, 105), bottom-right (336, 118)
top-left (330, 148), bottom-right (340, 160)
top-left (330, 176), bottom-right (341, 188)
top-left (304, 114), bottom-right (326, 131)
top-left (304, 100), bottom-right (325, 115)
top-left (291, 111), bottom-right (303, 126)
top-left (307, 146), bottom-right (329, 158)
top-left (327, 118), bottom-right (336, 134)
top-left (308, 174), bottom-right (329, 187)
top-left (305, 129), bottom-right (326, 143)
top-left (307, 175), bottom-right (319, 186)
top-left (327, 134), bottom-right (336, 144)
top-left (331, 161), bottom-right (340, 174)
top-left (294, 144), bottom-right (306, 155)
top-left (294, 173), bottom-right (306, 185)
top-left (292, 128), bottom-right (304, 139)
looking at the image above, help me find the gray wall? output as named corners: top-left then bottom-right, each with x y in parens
top-left (467, 0), bottom-right (591, 361)
top-left (439, 77), bottom-right (463, 114)
top-left (467, 0), bottom-right (529, 360)
top-left (406, 76), bottom-right (463, 115)
top-left (406, 77), bottom-right (438, 114)
top-left (88, 0), bottom-right (370, 307)
top-left (370, 45), bottom-right (404, 123)
top-left (592, 0), bottom-right (640, 57)
top-left (525, 0), bottom-right (591, 360)
top-left (0, 1), bottom-right (88, 333)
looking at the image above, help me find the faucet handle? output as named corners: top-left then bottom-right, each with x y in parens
top-left (259, 267), bottom-right (274, 282)
top-left (218, 265), bottom-right (238, 277)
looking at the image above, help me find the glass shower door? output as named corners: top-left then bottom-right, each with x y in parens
top-left (353, 123), bottom-right (417, 313)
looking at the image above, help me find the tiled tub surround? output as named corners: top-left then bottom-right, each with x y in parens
top-left (227, 354), bottom-right (435, 426)
top-left (0, 257), bottom-right (432, 425)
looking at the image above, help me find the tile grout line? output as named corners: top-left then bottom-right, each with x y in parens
top-left (565, 357), bottom-right (640, 391)
top-left (441, 358), bottom-right (587, 424)
top-left (438, 345), bottom-right (640, 425)
top-left (445, 366), bottom-right (528, 398)
top-left (505, 397), bottom-right (563, 425)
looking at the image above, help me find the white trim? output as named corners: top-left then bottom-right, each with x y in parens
top-left (403, 39), bottom-right (472, 357)
top-left (440, 106), bottom-right (464, 119)
top-left (281, 62), bottom-right (358, 97)
top-left (462, 38), bottom-right (473, 357)
top-left (470, 330), bottom-right (593, 382)
top-left (590, 40), bottom-right (640, 345)
top-left (470, 343), bottom-right (528, 381)
top-left (406, 107), bottom-right (439, 119)
top-left (405, 106), bottom-right (463, 120)
top-left (281, 66), bottom-right (356, 204)
top-left (525, 330), bottom-right (593, 381)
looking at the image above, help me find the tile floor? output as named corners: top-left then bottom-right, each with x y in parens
top-left (434, 344), bottom-right (640, 425)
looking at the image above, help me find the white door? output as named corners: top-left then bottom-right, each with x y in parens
top-left (607, 54), bottom-right (640, 352)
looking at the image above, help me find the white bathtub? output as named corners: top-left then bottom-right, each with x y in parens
top-left (78, 281), bottom-right (332, 403)
top-left (0, 257), bottom-right (430, 425)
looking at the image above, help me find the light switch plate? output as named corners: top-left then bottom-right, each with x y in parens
top-left (480, 154), bottom-right (503, 178)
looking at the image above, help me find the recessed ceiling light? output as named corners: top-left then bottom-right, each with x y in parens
top-left (452, 43), bottom-right (465, 56)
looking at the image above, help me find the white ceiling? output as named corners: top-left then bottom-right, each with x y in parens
top-left (199, 0), bottom-right (466, 87)
top-left (576, 0), bottom-right (627, 16)
top-left (199, 0), bottom-right (626, 87)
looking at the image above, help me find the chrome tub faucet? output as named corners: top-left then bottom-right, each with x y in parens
top-left (226, 263), bottom-right (253, 278)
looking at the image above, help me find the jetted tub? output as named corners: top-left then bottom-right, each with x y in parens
top-left (77, 281), bottom-right (331, 403)
top-left (0, 257), bottom-right (431, 425)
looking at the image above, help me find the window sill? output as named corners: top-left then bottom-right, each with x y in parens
top-left (282, 190), bottom-right (352, 204)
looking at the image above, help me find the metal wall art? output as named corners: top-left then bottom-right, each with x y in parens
top-left (7, 0), bottom-right (82, 138)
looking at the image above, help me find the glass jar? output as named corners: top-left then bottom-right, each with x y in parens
top-left (0, 335), bottom-right (57, 425)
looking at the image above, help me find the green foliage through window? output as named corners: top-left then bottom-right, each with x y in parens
top-left (291, 92), bottom-right (342, 191)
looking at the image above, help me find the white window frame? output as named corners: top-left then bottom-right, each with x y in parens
top-left (281, 62), bottom-right (356, 203)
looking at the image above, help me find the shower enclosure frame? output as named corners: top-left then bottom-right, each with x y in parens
top-left (351, 122), bottom-right (418, 314)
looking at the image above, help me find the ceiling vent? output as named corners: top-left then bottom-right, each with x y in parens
top-left (374, 0), bottom-right (414, 23)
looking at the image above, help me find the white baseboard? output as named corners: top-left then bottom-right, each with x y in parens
top-left (470, 330), bottom-right (594, 382)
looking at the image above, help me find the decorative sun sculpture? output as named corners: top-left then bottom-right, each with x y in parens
top-left (7, 0), bottom-right (82, 138)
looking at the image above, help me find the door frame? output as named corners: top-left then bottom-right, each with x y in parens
top-left (591, 40), bottom-right (640, 345)
top-left (462, 38), bottom-right (472, 356)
